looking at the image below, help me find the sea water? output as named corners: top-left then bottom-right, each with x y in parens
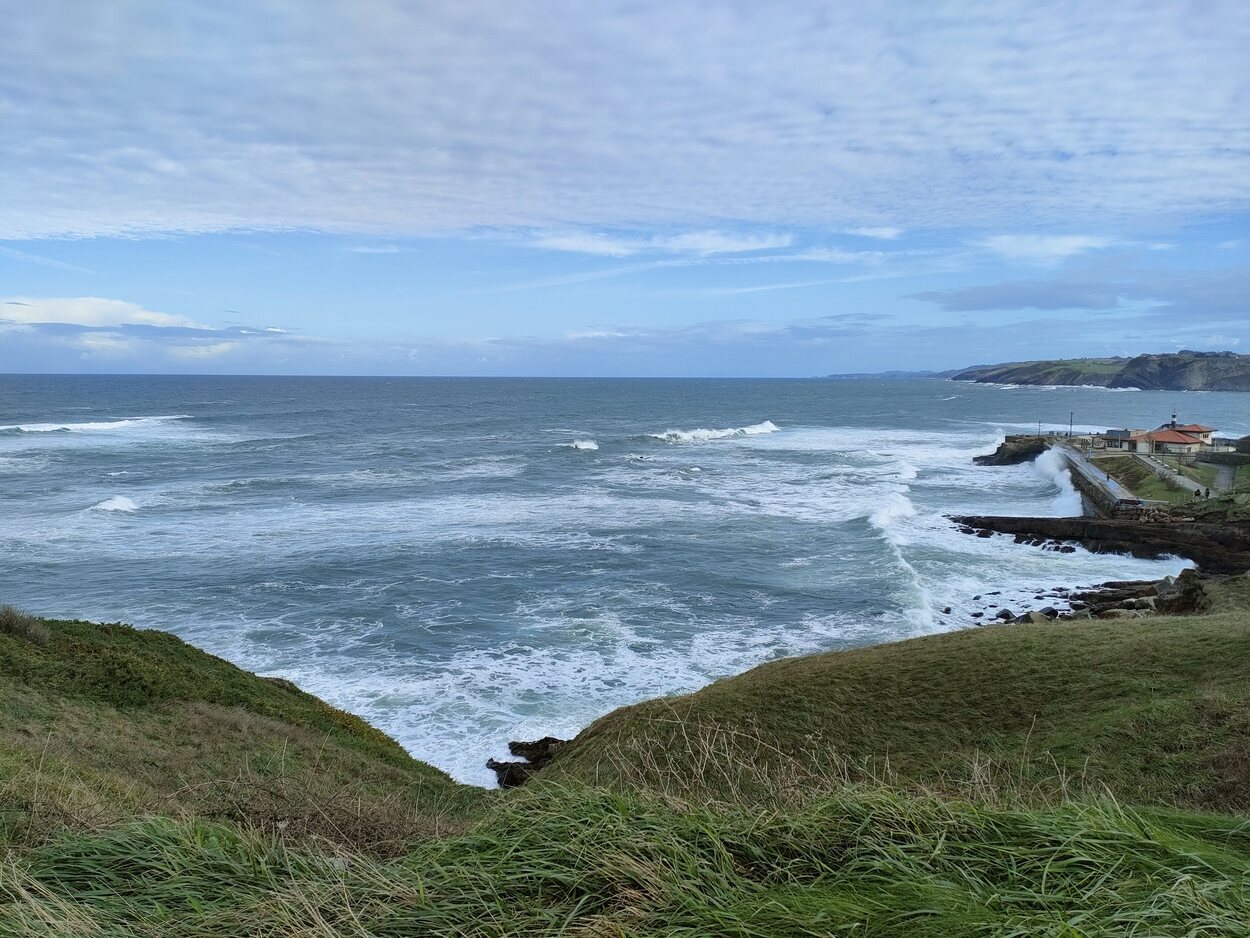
top-left (3, 375), bottom-right (1246, 784)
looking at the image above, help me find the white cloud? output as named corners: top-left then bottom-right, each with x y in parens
top-left (345, 245), bottom-right (403, 254)
top-left (168, 341), bottom-right (242, 359)
top-left (529, 230), bottom-right (793, 257)
top-left (844, 227), bottom-right (903, 240)
top-left (978, 234), bottom-right (1116, 264)
top-left (1, 296), bottom-right (205, 328)
top-left (0, 246), bottom-right (93, 273)
top-left (74, 333), bottom-right (137, 358)
top-left (4, 2), bottom-right (1249, 239)
top-left (699, 279), bottom-right (836, 296)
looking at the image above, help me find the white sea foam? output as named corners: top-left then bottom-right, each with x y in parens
top-left (650, 420), bottom-right (778, 443)
top-left (90, 495), bottom-right (139, 513)
top-left (1031, 448), bottom-right (1086, 516)
top-left (567, 439), bottom-right (599, 450)
top-left (0, 415), bottom-right (190, 433)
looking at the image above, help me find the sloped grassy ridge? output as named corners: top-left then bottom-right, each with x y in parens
top-left (3, 581), bottom-right (1250, 936)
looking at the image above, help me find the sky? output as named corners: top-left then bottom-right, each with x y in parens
top-left (2, 1), bottom-right (1249, 376)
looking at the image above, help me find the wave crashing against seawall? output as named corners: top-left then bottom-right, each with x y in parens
top-left (650, 420), bottom-right (779, 444)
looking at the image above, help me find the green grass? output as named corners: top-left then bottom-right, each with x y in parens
top-left (1090, 455), bottom-right (1194, 503)
top-left (1160, 457), bottom-right (1220, 491)
top-left (4, 586), bottom-right (1250, 935)
top-left (1236, 465), bottom-right (1250, 494)
top-left (0, 614), bottom-right (482, 852)
top-left (5, 784), bottom-right (1250, 937)
top-left (548, 575), bottom-right (1250, 810)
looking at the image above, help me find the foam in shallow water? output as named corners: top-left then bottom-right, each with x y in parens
top-left (3, 377), bottom-right (1226, 785)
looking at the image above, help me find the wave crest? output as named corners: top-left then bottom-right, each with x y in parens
top-left (0, 415), bottom-right (190, 433)
top-left (650, 420), bottom-right (779, 444)
top-left (566, 439), bottom-right (599, 451)
top-left (90, 496), bottom-right (139, 513)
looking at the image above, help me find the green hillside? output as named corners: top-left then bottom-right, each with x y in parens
top-left (0, 606), bottom-right (482, 853)
top-left (4, 582), bottom-right (1250, 935)
top-left (547, 575), bottom-right (1250, 809)
top-left (951, 350), bottom-right (1250, 390)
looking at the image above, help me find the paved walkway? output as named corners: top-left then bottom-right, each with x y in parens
top-left (1058, 446), bottom-right (1140, 502)
top-left (1138, 454), bottom-right (1209, 497)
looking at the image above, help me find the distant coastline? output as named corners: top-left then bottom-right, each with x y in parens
top-left (948, 350), bottom-right (1250, 392)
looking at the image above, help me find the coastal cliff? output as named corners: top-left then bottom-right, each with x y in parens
top-left (951, 350), bottom-right (1250, 390)
top-left (5, 580), bottom-right (1250, 933)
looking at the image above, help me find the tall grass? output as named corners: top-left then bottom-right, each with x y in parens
top-left (0, 607), bottom-right (49, 647)
top-left (3, 782), bottom-right (1249, 936)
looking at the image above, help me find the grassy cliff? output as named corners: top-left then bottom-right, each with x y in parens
top-left (0, 606), bottom-right (482, 853)
top-left (3, 586), bottom-right (1250, 935)
top-left (951, 350), bottom-right (1250, 390)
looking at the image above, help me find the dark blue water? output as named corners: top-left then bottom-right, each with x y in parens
top-left (3, 375), bottom-right (1242, 782)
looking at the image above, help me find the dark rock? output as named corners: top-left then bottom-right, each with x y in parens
top-left (486, 735), bottom-right (568, 788)
top-left (970, 611), bottom-right (984, 618)
top-left (1155, 569), bottom-right (1211, 615)
top-left (974, 438), bottom-right (1048, 466)
top-left (1039, 607), bottom-right (1059, 619)
top-left (975, 529), bottom-right (993, 538)
top-left (941, 607), bottom-right (952, 614)
top-left (486, 759), bottom-right (537, 788)
top-left (951, 514), bottom-right (1250, 576)
top-left (508, 736), bottom-right (566, 764)
top-left (994, 608), bottom-right (1015, 620)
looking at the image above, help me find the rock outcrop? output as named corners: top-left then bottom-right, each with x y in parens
top-left (973, 437), bottom-right (1048, 466)
top-left (487, 735), bottom-right (567, 788)
top-left (951, 515), bottom-right (1250, 576)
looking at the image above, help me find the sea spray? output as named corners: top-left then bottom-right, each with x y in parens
top-left (1032, 448), bottom-right (1085, 517)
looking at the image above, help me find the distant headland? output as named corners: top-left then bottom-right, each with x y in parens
top-left (949, 350), bottom-right (1250, 391)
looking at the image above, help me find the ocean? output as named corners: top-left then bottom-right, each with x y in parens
top-left (3, 375), bottom-right (1247, 784)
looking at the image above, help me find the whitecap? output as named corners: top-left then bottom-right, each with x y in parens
top-left (566, 439), bottom-right (599, 450)
top-left (650, 420), bottom-right (779, 443)
top-left (0, 415), bottom-right (191, 433)
top-left (90, 496), bottom-right (139, 513)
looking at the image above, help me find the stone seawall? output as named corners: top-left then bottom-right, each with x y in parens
top-left (1062, 454), bottom-right (1116, 517)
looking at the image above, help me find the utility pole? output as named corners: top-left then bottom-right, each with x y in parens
top-left (1069, 411), bottom-right (1074, 437)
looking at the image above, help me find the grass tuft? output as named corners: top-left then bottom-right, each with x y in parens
top-left (0, 607), bottom-right (49, 647)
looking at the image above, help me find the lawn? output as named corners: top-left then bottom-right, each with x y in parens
top-left (1090, 455), bottom-right (1194, 503)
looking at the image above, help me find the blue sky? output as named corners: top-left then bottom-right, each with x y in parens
top-left (2, 1), bottom-right (1249, 376)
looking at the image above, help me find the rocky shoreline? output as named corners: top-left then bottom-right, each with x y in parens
top-left (952, 514), bottom-right (1250, 576)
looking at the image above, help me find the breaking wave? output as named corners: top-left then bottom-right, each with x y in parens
top-left (650, 420), bottom-right (779, 443)
top-left (0, 415), bottom-right (190, 433)
top-left (90, 496), bottom-right (139, 513)
top-left (566, 439), bottom-right (599, 450)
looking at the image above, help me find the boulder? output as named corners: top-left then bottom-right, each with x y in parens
top-left (486, 735), bottom-right (568, 788)
top-left (1155, 569), bottom-right (1210, 615)
top-left (994, 608), bottom-right (1015, 621)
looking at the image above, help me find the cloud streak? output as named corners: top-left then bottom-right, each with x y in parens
top-left (4, 2), bottom-right (1249, 239)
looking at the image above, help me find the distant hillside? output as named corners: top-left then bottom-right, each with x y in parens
top-left (951, 350), bottom-right (1250, 390)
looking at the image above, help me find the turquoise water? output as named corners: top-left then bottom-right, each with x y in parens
top-left (3, 375), bottom-right (1244, 783)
